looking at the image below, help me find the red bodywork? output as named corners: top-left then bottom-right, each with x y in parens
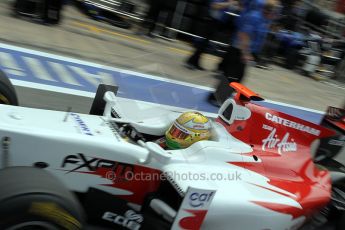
top-left (218, 82), bottom-right (335, 219)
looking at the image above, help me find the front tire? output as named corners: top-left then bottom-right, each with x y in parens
top-left (0, 70), bottom-right (18, 105)
top-left (0, 167), bottom-right (84, 230)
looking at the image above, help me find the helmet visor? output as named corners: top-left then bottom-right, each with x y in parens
top-left (168, 122), bottom-right (192, 140)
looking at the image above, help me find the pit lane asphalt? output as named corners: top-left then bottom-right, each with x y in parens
top-left (14, 85), bottom-right (92, 113)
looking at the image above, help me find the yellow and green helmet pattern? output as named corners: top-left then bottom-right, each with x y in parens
top-left (165, 112), bottom-right (211, 149)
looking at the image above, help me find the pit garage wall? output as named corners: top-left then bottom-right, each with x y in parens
top-left (82, 0), bottom-right (217, 38)
top-left (140, 0), bottom-right (214, 39)
top-left (313, 0), bottom-right (338, 11)
top-left (336, 0), bottom-right (345, 14)
top-left (312, 0), bottom-right (345, 14)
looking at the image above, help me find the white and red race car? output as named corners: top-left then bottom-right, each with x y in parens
top-left (0, 70), bottom-right (344, 230)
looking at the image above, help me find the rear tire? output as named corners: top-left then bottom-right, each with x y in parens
top-left (0, 167), bottom-right (84, 230)
top-left (0, 70), bottom-right (18, 105)
top-left (331, 182), bottom-right (345, 230)
top-left (337, 212), bottom-right (345, 230)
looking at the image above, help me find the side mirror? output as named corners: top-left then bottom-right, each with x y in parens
top-left (90, 84), bottom-right (118, 116)
top-left (218, 99), bottom-right (251, 125)
top-left (103, 91), bottom-right (117, 118)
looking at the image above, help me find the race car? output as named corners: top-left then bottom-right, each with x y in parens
top-left (0, 69), bottom-right (344, 230)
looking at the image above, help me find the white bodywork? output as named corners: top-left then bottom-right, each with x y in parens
top-left (0, 97), bottom-right (317, 230)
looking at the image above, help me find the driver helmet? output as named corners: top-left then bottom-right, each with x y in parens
top-left (165, 112), bottom-right (212, 149)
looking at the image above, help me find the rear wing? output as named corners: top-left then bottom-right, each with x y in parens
top-left (230, 82), bottom-right (264, 103)
top-left (322, 106), bottom-right (345, 133)
top-left (314, 105), bottom-right (345, 162)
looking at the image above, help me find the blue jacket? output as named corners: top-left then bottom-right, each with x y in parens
top-left (231, 0), bottom-right (273, 54)
top-left (234, 9), bottom-right (271, 54)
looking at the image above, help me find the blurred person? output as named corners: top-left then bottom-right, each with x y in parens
top-left (44, 0), bottom-right (63, 24)
top-left (254, 23), bottom-right (282, 68)
top-left (185, 0), bottom-right (240, 70)
top-left (141, 0), bottom-right (167, 37)
top-left (209, 0), bottom-right (279, 105)
top-left (279, 0), bottom-right (306, 31)
top-left (14, 0), bottom-right (63, 23)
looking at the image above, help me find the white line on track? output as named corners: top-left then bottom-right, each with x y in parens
top-left (2, 43), bottom-right (325, 115)
top-left (23, 57), bottom-right (57, 82)
top-left (11, 79), bottom-right (218, 118)
top-left (0, 42), bottom-right (213, 90)
top-left (0, 51), bottom-right (25, 76)
top-left (11, 79), bottom-right (95, 97)
top-left (48, 62), bottom-right (82, 86)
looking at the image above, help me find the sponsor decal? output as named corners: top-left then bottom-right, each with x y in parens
top-left (193, 124), bottom-right (205, 129)
top-left (174, 121), bottom-right (191, 134)
top-left (61, 153), bottom-right (134, 176)
top-left (265, 112), bottom-right (320, 136)
top-left (262, 124), bottom-right (274, 131)
top-left (262, 128), bottom-right (297, 154)
top-left (179, 210), bottom-right (208, 230)
top-left (70, 113), bottom-right (93, 136)
top-left (328, 139), bottom-right (345, 147)
top-left (235, 115), bottom-right (246, 120)
top-left (102, 210), bottom-right (143, 230)
top-left (189, 191), bottom-right (215, 208)
top-left (171, 187), bottom-right (216, 230)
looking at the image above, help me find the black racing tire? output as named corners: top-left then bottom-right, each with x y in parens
top-left (337, 212), bottom-right (345, 230)
top-left (331, 182), bottom-right (345, 230)
top-left (0, 70), bottom-right (18, 105)
top-left (335, 212), bottom-right (345, 230)
top-left (0, 167), bottom-right (85, 230)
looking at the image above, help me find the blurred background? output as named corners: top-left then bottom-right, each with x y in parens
top-left (1, 0), bottom-right (344, 112)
